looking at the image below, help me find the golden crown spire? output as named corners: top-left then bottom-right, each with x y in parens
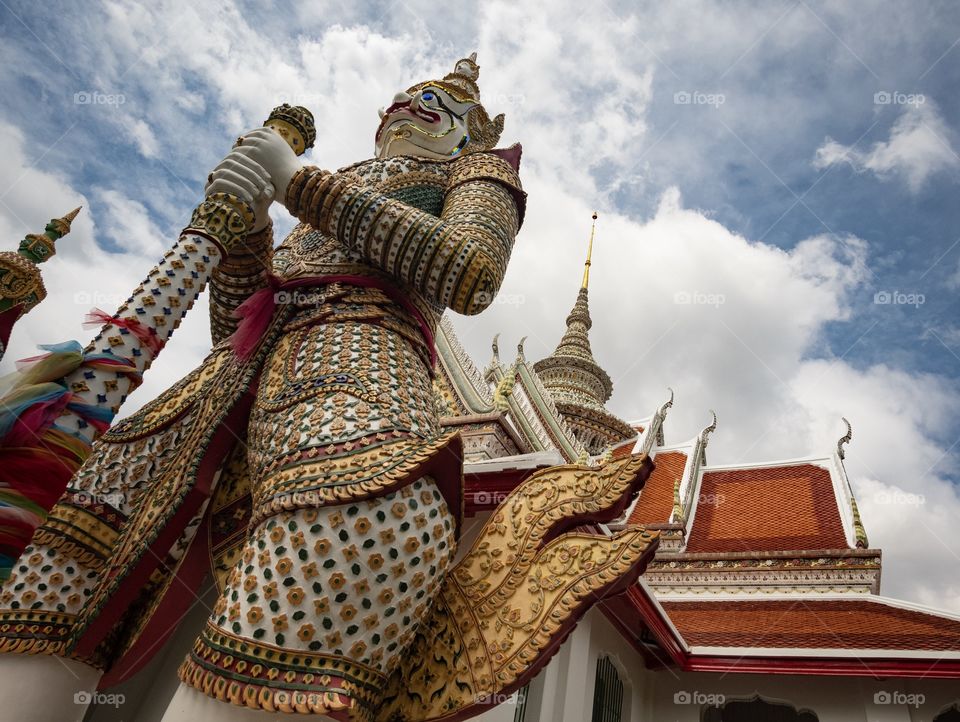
top-left (581, 212), bottom-right (597, 289)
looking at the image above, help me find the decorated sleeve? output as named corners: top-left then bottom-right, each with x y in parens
top-left (208, 222), bottom-right (274, 344)
top-left (286, 153), bottom-right (525, 315)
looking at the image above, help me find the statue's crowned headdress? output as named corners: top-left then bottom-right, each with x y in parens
top-left (406, 52), bottom-right (505, 152)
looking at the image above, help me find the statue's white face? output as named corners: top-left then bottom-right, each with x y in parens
top-left (375, 85), bottom-right (475, 160)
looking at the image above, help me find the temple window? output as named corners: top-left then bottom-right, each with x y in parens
top-left (513, 683), bottom-right (530, 722)
top-left (591, 655), bottom-right (624, 722)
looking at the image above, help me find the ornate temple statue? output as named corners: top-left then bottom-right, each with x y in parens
top-left (0, 54), bottom-right (656, 722)
top-left (0, 208), bottom-right (79, 363)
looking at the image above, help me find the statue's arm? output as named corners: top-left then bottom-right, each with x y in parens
top-left (50, 144), bottom-right (278, 443)
top-left (285, 153), bottom-right (524, 315)
top-left (208, 221), bottom-right (274, 344)
top-left (55, 195), bottom-right (256, 444)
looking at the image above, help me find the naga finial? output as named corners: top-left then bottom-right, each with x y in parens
top-left (517, 335), bottom-right (527, 357)
top-left (661, 387), bottom-right (675, 411)
top-left (695, 410), bottom-right (718, 465)
top-left (700, 410), bottom-right (718, 443)
top-left (837, 416), bottom-right (853, 460)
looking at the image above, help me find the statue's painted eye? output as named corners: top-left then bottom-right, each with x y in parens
top-left (422, 92), bottom-right (435, 102)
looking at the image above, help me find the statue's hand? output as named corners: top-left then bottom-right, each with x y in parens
top-left (205, 151), bottom-right (274, 233)
top-left (231, 127), bottom-right (302, 207)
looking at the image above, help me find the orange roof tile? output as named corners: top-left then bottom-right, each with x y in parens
top-left (662, 599), bottom-right (960, 652)
top-left (686, 464), bottom-right (849, 553)
top-left (627, 451), bottom-right (687, 525)
top-left (611, 438), bottom-right (638, 460)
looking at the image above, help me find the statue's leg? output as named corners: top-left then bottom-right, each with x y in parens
top-left (0, 537), bottom-right (106, 720)
top-left (0, 654), bottom-right (101, 722)
top-left (176, 477), bottom-right (456, 720)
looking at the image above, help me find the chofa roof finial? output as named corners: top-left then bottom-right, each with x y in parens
top-left (837, 416), bottom-right (853, 460)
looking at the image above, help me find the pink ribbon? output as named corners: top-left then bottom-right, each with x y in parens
top-left (85, 309), bottom-right (165, 356)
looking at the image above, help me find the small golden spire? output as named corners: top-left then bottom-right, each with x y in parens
top-left (49, 207), bottom-right (81, 238)
top-left (581, 211), bottom-right (597, 289)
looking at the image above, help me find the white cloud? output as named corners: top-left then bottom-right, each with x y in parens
top-left (124, 116), bottom-right (160, 159)
top-left (813, 102), bottom-right (960, 192)
top-left (95, 188), bottom-right (167, 256)
top-left (0, 121), bottom-right (209, 412)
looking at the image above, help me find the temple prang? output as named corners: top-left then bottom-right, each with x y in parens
top-left (532, 212), bottom-right (637, 455)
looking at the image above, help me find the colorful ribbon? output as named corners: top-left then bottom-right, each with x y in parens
top-left (0, 341), bottom-right (136, 581)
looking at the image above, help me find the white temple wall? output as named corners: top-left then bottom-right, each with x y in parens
top-left (648, 668), bottom-right (960, 722)
top-left (650, 671), bottom-right (863, 721)
top-left (80, 569), bottom-right (960, 722)
top-left (508, 608), bottom-right (655, 722)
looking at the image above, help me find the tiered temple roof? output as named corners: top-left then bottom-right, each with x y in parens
top-left (661, 598), bottom-right (960, 655)
top-left (436, 211), bottom-right (959, 678)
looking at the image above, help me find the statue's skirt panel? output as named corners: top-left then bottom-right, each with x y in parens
top-left (180, 476), bottom-right (456, 721)
top-left (0, 294), bottom-right (464, 692)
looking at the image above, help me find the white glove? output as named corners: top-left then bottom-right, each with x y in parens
top-left (205, 152), bottom-right (274, 232)
top-left (231, 127), bottom-right (302, 205)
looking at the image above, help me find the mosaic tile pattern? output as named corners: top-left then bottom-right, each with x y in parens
top-left (207, 476), bottom-right (455, 674)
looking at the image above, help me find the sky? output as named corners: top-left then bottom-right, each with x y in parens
top-left (0, 0), bottom-right (958, 613)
